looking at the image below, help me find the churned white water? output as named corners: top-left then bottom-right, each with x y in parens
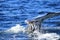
top-left (5, 24), bottom-right (60, 40)
top-left (6, 24), bottom-right (25, 33)
top-left (31, 30), bottom-right (60, 40)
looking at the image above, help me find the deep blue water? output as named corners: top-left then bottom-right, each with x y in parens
top-left (0, 0), bottom-right (60, 40)
top-left (0, 0), bottom-right (60, 28)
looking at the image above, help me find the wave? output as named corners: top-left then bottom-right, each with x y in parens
top-left (30, 30), bottom-right (60, 40)
top-left (5, 24), bottom-right (25, 33)
top-left (5, 24), bottom-right (60, 40)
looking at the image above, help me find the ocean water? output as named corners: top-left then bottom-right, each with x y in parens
top-left (0, 24), bottom-right (60, 40)
top-left (0, 0), bottom-right (60, 40)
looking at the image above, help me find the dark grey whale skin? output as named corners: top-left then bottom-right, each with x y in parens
top-left (25, 12), bottom-right (60, 34)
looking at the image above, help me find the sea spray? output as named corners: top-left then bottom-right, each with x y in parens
top-left (5, 24), bottom-right (26, 33)
top-left (30, 30), bottom-right (60, 40)
top-left (4, 24), bottom-right (60, 40)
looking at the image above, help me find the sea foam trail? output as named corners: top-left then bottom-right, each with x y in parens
top-left (31, 30), bottom-right (60, 40)
top-left (6, 24), bottom-right (25, 33)
top-left (5, 24), bottom-right (60, 40)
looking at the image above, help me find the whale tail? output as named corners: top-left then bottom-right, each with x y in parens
top-left (25, 12), bottom-right (60, 34)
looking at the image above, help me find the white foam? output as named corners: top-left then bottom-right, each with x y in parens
top-left (5, 24), bottom-right (60, 40)
top-left (32, 30), bottom-right (60, 40)
top-left (6, 24), bottom-right (25, 33)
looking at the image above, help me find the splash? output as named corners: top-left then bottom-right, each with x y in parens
top-left (30, 30), bottom-right (60, 40)
top-left (6, 24), bottom-right (25, 33)
top-left (5, 24), bottom-right (60, 40)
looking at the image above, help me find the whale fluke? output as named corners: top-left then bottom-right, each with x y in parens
top-left (25, 12), bottom-right (60, 34)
